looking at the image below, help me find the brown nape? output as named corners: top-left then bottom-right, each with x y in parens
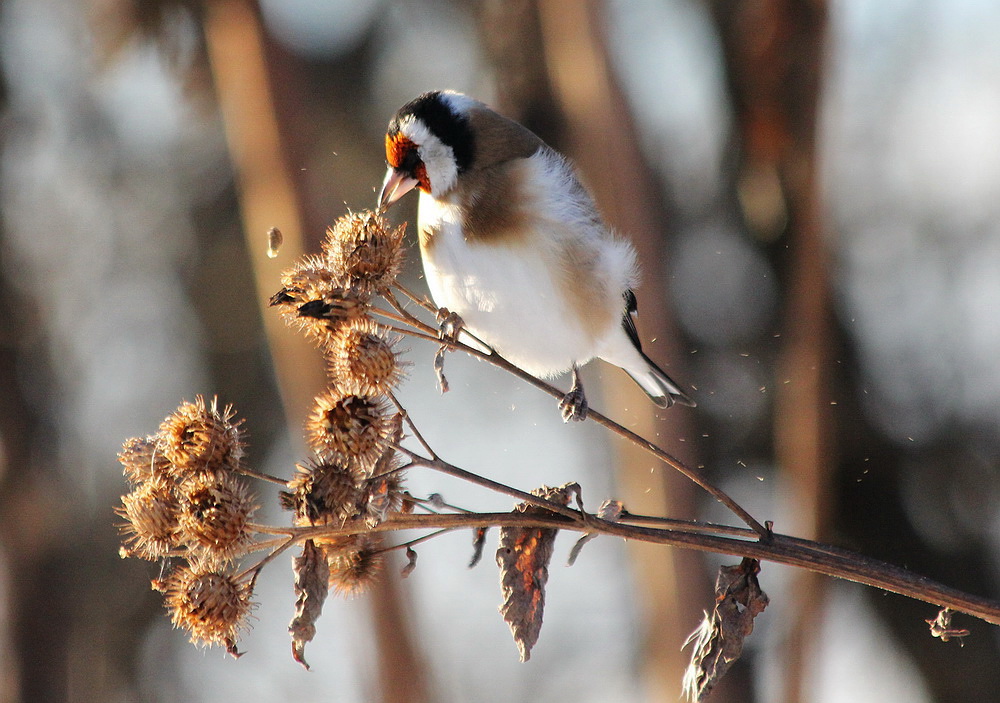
top-left (466, 106), bottom-right (544, 169)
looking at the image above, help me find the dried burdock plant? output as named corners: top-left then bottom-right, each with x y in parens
top-left (926, 608), bottom-right (970, 644)
top-left (116, 209), bottom-right (1000, 694)
top-left (117, 475), bottom-right (180, 560)
top-left (327, 533), bottom-right (384, 597)
top-left (165, 564), bottom-right (255, 657)
top-left (323, 210), bottom-right (406, 297)
top-left (119, 435), bottom-right (171, 484)
top-left (157, 395), bottom-right (244, 478)
top-left (682, 558), bottom-right (769, 702)
top-left (177, 473), bottom-right (258, 566)
top-left (289, 539), bottom-right (330, 668)
top-left (282, 456), bottom-right (364, 524)
top-left (305, 389), bottom-right (396, 470)
top-left (269, 256), bottom-right (370, 349)
top-left (496, 484), bottom-right (573, 662)
top-left (327, 318), bottom-right (406, 396)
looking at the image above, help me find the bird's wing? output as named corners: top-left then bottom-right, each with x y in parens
top-left (621, 289), bottom-right (643, 351)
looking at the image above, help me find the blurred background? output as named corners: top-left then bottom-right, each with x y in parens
top-left (1, 0), bottom-right (1000, 701)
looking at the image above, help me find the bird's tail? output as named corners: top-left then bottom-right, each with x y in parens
top-left (623, 351), bottom-right (696, 409)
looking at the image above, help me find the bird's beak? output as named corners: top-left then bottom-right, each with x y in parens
top-left (379, 168), bottom-right (419, 210)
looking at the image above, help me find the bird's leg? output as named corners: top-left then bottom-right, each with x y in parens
top-left (559, 365), bottom-right (589, 422)
top-left (435, 307), bottom-right (464, 343)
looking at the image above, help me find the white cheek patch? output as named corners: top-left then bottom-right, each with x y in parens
top-left (398, 115), bottom-right (458, 196)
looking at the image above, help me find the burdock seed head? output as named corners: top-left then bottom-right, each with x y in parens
top-left (157, 396), bottom-right (244, 479)
top-left (119, 435), bottom-right (171, 484)
top-left (327, 534), bottom-right (384, 596)
top-left (177, 473), bottom-right (257, 565)
top-left (323, 210), bottom-right (405, 296)
top-left (328, 319), bottom-right (405, 395)
top-left (282, 455), bottom-right (364, 526)
top-left (117, 475), bottom-right (180, 560)
top-left (164, 564), bottom-right (254, 656)
top-left (305, 389), bottom-right (396, 470)
top-left (270, 255), bottom-right (370, 349)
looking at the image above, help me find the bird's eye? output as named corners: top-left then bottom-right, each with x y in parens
top-left (400, 149), bottom-right (421, 176)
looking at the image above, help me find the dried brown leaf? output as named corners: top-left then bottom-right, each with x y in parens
top-left (401, 546), bottom-right (418, 578)
top-left (469, 527), bottom-right (488, 568)
top-left (683, 558), bottom-right (769, 701)
top-left (926, 608), bottom-right (969, 645)
top-left (433, 344), bottom-right (449, 394)
top-left (496, 484), bottom-right (573, 662)
top-left (289, 540), bottom-right (331, 670)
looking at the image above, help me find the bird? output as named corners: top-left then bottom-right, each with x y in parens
top-left (378, 90), bottom-right (695, 421)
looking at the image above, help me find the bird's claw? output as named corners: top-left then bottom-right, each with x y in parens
top-left (436, 308), bottom-right (464, 343)
top-left (559, 386), bottom-right (588, 423)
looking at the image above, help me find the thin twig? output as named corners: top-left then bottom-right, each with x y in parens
top-left (385, 281), bottom-right (768, 537)
top-left (387, 391), bottom-right (437, 458)
top-left (235, 535), bottom-right (300, 586)
top-left (372, 528), bottom-right (457, 555)
top-left (238, 467), bottom-right (291, 486)
top-left (248, 523), bottom-right (299, 536)
top-left (389, 440), bottom-right (586, 524)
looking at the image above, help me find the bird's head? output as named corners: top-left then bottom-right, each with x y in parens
top-left (379, 90), bottom-right (477, 209)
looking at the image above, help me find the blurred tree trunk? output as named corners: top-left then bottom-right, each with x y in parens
top-left (475, 1), bottom-right (744, 699)
top-left (710, 2), bottom-right (831, 701)
top-left (202, 2), bottom-right (431, 701)
top-left (0, 238), bottom-right (44, 702)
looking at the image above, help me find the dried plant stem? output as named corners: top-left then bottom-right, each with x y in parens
top-left (373, 528), bottom-right (457, 556)
top-left (235, 535), bottom-right (300, 584)
top-left (390, 440), bottom-right (586, 525)
top-left (282, 511), bottom-right (1000, 627)
top-left (249, 523), bottom-right (299, 536)
top-left (387, 281), bottom-right (769, 538)
top-left (237, 467), bottom-right (291, 486)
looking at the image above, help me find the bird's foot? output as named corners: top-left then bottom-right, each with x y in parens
top-left (559, 387), bottom-right (588, 422)
top-left (559, 366), bottom-right (589, 422)
top-left (436, 308), bottom-right (464, 343)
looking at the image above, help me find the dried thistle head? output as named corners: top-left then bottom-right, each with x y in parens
top-left (282, 456), bottom-right (364, 526)
top-left (117, 475), bottom-right (180, 560)
top-left (157, 396), bottom-right (244, 479)
top-left (164, 564), bottom-right (254, 656)
top-left (119, 435), bottom-right (171, 484)
top-left (270, 255), bottom-right (370, 349)
top-left (177, 473), bottom-right (257, 564)
top-left (305, 390), bottom-right (397, 470)
top-left (328, 319), bottom-right (405, 395)
top-left (323, 210), bottom-right (405, 296)
top-left (327, 534), bottom-right (383, 596)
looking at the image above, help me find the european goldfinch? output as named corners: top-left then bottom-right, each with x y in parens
top-left (379, 90), bottom-right (695, 420)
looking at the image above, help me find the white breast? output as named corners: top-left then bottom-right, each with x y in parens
top-left (416, 152), bottom-right (638, 379)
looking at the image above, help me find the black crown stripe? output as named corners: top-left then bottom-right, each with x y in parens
top-left (390, 91), bottom-right (475, 173)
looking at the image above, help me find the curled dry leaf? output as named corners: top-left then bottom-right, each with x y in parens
top-left (496, 484), bottom-right (573, 662)
top-left (401, 546), bottom-right (418, 578)
top-left (289, 539), bottom-right (331, 670)
top-left (682, 557), bottom-right (769, 702)
top-left (926, 608), bottom-right (970, 645)
top-left (433, 344), bottom-right (449, 394)
top-left (567, 499), bottom-right (624, 566)
top-left (469, 526), bottom-right (488, 568)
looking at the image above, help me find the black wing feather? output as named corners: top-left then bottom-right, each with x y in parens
top-left (621, 289), bottom-right (642, 351)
